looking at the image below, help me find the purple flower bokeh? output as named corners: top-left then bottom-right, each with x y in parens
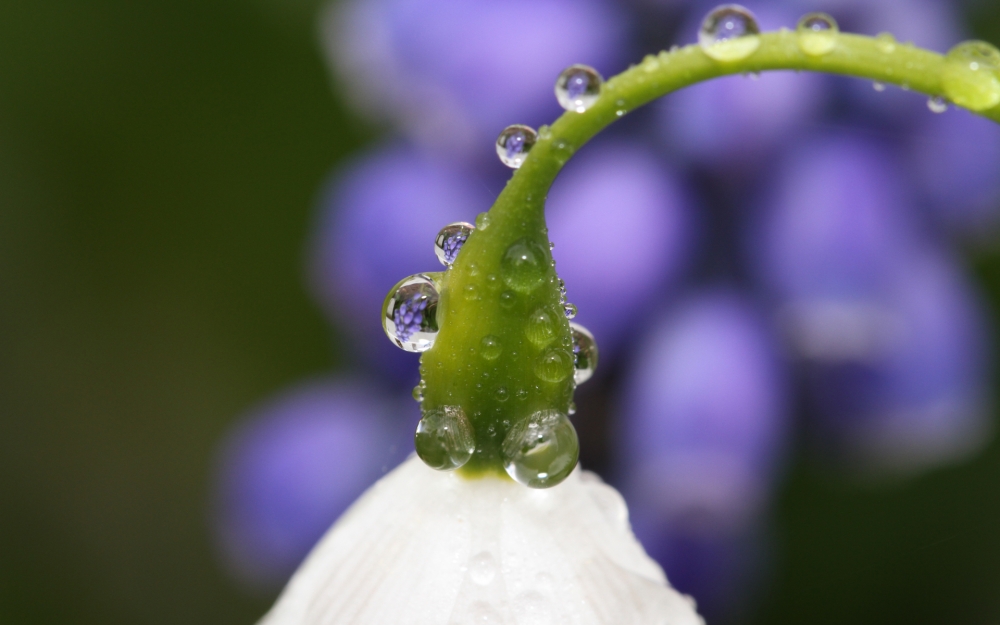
top-left (325, 0), bottom-right (627, 161)
top-left (212, 380), bottom-right (414, 589)
top-left (621, 290), bottom-right (787, 618)
top-left (547, 139), bottom-right (695, 360)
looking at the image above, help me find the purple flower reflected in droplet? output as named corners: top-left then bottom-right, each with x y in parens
top-left (211, 380), bottom-right (414, 589)
top-left (547, 140), bottom-right (696, 361)
top-left (308, 144), bottom-right (486, 382)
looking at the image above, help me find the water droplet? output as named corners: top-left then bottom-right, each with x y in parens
top-left (525, 308), bottom-right (557, 348)
top-left (516, 388), bottom-right (528, 400)
top-left (872, 81), bottom-right (886, 92)
top-left (502, 409), bottom-right (579, 488)
top-left (514, 591), bottom-right (552, 625)
top-left (475, 212), bottom-right (491, 230)
top-left (434, 222), bottom-right (475, 267)
top-left (501, 238), bottom-right (548, 293)
top-left (875, 31), bottom-right (897, 54)
top-left (480, 335), bottom-right (502, 361)
top-left (499, 290), bottom-right (516, 309)
top-left (534, 348), bottom-right (573, 383)
top-left (468, 551), bottom-right (496, 585)
top-left (495, 386), bottom-right (509, 402)
top-left (496, 124), bottom-right (537, 169)
top-left (463, 284), bottom-right (481, 301)
top-left (415, 405), bottom-right (476, 470)
top-left (942, 40), bottom-right (1000, 111)
top-left (571, 322), bottom-right (599, 385)
top-left (563, 303), bottom-right (578, 319)
top-left (927, 95), bottom-right (949, 113)
top-left (642, 54), bottom-right (660, 73)
top-left (382, 274), bottom-right (440, 352)
top-left (568, 401), bottom-right (576, 416)
top-left (796, 12), bottom-right (838, 56)
top-left (554, 64), bottom-right (603, 113)
top-left (699, 4), bottom-right (761, 62)
top-left (412, 380), bottom-right (426, 402)
top-left (469, 601), bottom-right (502, 625)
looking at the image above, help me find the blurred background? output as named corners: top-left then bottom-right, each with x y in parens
top-left (2, 0), bottom-right (1000, 623)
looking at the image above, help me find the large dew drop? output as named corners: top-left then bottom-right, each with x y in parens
top-left (534, 348), bottom-right (574, 383)
top-left (496, 125), bottom-right (538, 169)
top-left (525, 308), bottom-right (557, 348)
top-left (555, 65), bottom-right (603, 113)
top-left (434, 222), bottom-right (475, 267)
top-left (501, 238), bottom-right (549, 293)
top-left (415, 405), bottom-right (476, 471)
top-left (698, 4), bottom-right (761, 62)
top-left (382, 274), bottom-right (440, 352)
top-left (796, 13), bottom-right (838, 56)
top-left (502, 409), bottom-right (579, 488)
top-left (941, 40), bottom-right (1000, 112)
top-left (570, 323), bottom-right (599, 385)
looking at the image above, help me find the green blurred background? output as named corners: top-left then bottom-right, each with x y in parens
top-left (1, 1), bottom-right (999, 623)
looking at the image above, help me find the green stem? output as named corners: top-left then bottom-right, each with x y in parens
top-left (420, 30), bottom-right (1000, 481)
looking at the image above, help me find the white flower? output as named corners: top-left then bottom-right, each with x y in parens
top-left (259, 455), bottom-right (704, 625)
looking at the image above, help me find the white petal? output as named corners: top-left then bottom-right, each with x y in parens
top-left (259, 456), bottom-right (703, 625)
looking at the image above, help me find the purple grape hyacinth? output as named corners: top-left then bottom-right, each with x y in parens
top-left (212, 380), bottom-right (409, 589)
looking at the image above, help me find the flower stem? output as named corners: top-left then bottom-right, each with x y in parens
top-left (421, 30), bottom-right (1000, 481)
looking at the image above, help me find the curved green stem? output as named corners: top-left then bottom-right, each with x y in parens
top-left (420, 30), bottom-right (1000, 481)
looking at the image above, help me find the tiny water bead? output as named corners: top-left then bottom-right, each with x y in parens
top-left (412, 380), bottom-right (426, 402)
top-left (942, 40), bottom-right (1000, 112)
top-left (873, 81), bottom-right (886, 92)
top-left (382, 274), bottom-right (440, 352)
top-left (434, 222), bottom-right (475, 267)
top-left (502, 409), bottom-right (579, 488)
top-left (414, 405), bottom-right (476, 471)
top-left (698, 4), bottom-right (761, 62)
top-left (475, 211), bottom-right (491, 230)
top-left (501, 238), bottom-right (549, 293)
top-left (496, 124), bottom-right (538, 169)
top-left (796, 13), bottom-right (838, 57)
top-left (563, 303), bottom-right (578, 319)
top-left (555, 64), bottom-right (603, 113)
top-left (525, 308), bottom-right (557, 348)
top-left (480, 335), bottom-right (503, 361)
top-left (928, 96), bottom-right (949, 114)
top-left (875, 32), bottom-right (897, 54)
top-left (534, 348), bottom-right (574, 383)
top-left (571, 323), bottom-right (599, 385)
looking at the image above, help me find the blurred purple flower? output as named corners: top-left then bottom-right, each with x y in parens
top-left (620, 289), bottom-right (788, 614)
top-left (908, 107), bottom-right (1000, 234)
top-left (807, 250), bottom-right (993, 472)
top-left (750, 132), bottom-right (918, 312)
top-left (212, 379), bottom-right (413, 590)
top-left (657, 3), bottom-right (825, 171)
top-left (309, 144), bottom-right (487, 382)
top-left (547, 139), bottom-right (695, 361)
top-left (324, 0), bottom-right (627, 162)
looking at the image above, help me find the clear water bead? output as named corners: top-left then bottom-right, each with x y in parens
top-left (873, 81), bottom-right (886, 92)
top-left (927, 96), bottom-right (949, 113)
top-left (480, 335), bottom-right (503, 360)
top-left (534, 348), bottom-right (573, 383)
top-left (796, 13), bottom-right (838, 56)
top-left (496, 125), bottom-right (538, 169)
top-left (875, 32), bottom-right (897, 54)
top-left (415, 405), bottom-right (476, 471)
top-left (501, 238), bottom-right (549, 293)
top-left (555, 64), bottom-right (603, 113)
top-left (942, 40), bottom-right (1000, 112)
top-left (434, 221), bottom-right (475, 267)
top-left (563, 303), bottom-right (578, 319)
top-left (570, 323), bottom-right (598, 385)
top-left (699, 4), bottom-right (761, 62)
top-left (502, 409), bottom-right (579, 488)
top-left (382, 274), bottom-right (440, 352)
top-left (525, 308), bottom-right (557, 348)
